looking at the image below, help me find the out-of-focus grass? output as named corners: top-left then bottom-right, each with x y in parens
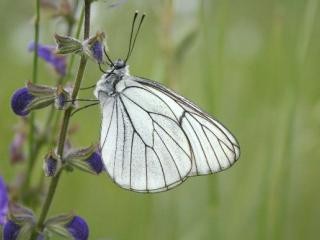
top-left (0, 0), bottom-right (319, 239)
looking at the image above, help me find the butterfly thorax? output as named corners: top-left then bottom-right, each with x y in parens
top-left (94, 64), bottom-right (130, 100)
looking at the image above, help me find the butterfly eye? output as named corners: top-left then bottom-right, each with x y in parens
top-left (114, 59), bottom-right (126, 69)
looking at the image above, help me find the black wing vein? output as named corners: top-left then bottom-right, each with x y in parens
top-left (101, 99), bottom-right (116, 151)
top-left (185, 116), bottom-right (213, 173)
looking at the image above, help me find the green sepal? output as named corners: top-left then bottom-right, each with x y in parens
top-left (64, 144), bottom-right (98, 174)
top-left (27, 96), bottom-right (55, 112)
top-left (68, 157), bottom-right (98, 175)
top-left (46, 224), bottom-right (73, 239)
top-left (16, 222), bottom-right (34, 240)
top-left (45, 213), bottom-right (74, 227)
top-left (27, 81), bottom-right (55, 97)
top-left (8, 203), bottom-right (35, 225)
top-left (64, 144), bottom-right (96, 162)
top-left (54, 33), bottom-right (83, 55)
top-left (44, 213), bottom-right (75, 239)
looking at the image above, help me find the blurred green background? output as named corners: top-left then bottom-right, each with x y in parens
top-left (1, 0), bottom-right (320, 239)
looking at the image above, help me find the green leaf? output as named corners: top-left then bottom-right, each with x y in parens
top-left (175, 27), bottom-right (198, 63)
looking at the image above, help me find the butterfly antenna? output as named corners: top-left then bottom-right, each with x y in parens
top-left (80, 84), bottom-right (97, 90)
top-left (71, 102), bottom-right (99, 117)
top-left (128, 13), bottom-right (145, 60)
top-left (99, 63), bottom-right (107, 73)
top-left (125, 11), bottom-right (139, 62)
top-left (104, 47), bottom-right (114, 66)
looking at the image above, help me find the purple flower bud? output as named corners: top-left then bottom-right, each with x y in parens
top-left (43, 153), bottom-right (61, 177)
top-left (11, 88), bottom-right (35, 116)
top-left (0, 176), bottom-right (8, 225)
top-left (55, 86), bottom-right (71, 110)
top-left (9, 131), bottom-right (26, 164)
top-left (29, 42), bottom-right (67, 77)
top-left (85, 151), bottom-right (104, 174)
top-left (36, 233), bottom-right (45, 240)
top-left (91, 41), bottom-right (104, 63)
top-left (66, 216), bottom-right (89, 240)
top-left (3, 220), bottom-right (42, 240)
top-left (83, 32), bottom-right (106, 64)
top-left (51, 56), bottom-right (67, 77)
top-left (3, 221), bottom-right (20, 240)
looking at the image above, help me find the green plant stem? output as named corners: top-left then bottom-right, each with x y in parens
top-left (31, 1), bottom-right (91, 237)
top-left (32, 0), bottom-right (40, 85)
top-left (59, 3), bottom-right (84, 85)
top-left (23, 3), bottom-right (84, 200)
top-left (25, 0), bottom-right (41, 195)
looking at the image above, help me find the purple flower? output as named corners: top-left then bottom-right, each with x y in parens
top-left (66, 216), bottom-right (89, 240)
top-left (2, 220), bottom-right (43, 240)
top-left (3, 221), bottom-right (20, 240)
top-left (85, 151), bottom-right (104, 174)
top-left (54, 86), bottom-right (71, 110)
top-left (29, 42), bottom-right (67, 76)
top-left (44, 156), bottom-right (58, 177)
top-left (37, 233), bottom-right (45, 240)
top-left (10, 131), bottom-right (26, 164)
top-left (43, 153), bottom-right (61, 177)
top-left (83, 32), bottom-right (106, 64)
top-left (11, 88), bottom-right (35, 116)
top-left (0, 176), bottom-right (8, 225)
top-left (91, 41), bottom-right (104, 63)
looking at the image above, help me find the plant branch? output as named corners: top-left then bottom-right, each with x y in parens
top-left (23, 3), bottom-right (85, 203)
top-left (24, 0), bottom-right (41, 195)
top-left (59, 3), bottom-right (85, 85)
top-left (31, 0), bottom-right (92, 237)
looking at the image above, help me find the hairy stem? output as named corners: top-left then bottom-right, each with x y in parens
top-left (23, 3), bottom-right (84, 203)
top-left (59, 3), bottom-right (85, 85)
top-left (31, 0), bottom-right (92, 237)
top-left (32, 0), bottom-right (40, 85)
top-left (24, 0), bottom-right (41, 195)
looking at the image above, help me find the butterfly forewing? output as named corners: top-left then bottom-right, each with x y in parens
top-left (133, 77), bottom-right (240, 176)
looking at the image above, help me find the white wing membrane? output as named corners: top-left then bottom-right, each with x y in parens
top-left (133, 77), bottom-right (240, 176)
top-left (100, 85), bottom-right (192, 192)
top-left (99, 76), bottom-right (240, 193)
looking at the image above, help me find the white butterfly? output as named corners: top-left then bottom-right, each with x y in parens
top-left (93, 13), bottom-right (240, 193)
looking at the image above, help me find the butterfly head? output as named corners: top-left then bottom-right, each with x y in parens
top-left (113, 59), bottom-right (126, 70)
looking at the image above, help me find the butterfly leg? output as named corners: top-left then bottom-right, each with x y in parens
top-left (80, 84), bottom-right (97, 90)
top-left (71, 102), bottom-right (99, 117)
